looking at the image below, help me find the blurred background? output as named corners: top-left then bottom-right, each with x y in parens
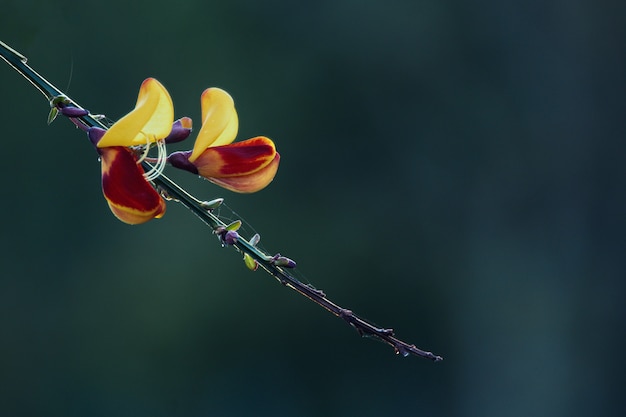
top-left (1, 1), bottom-right (624, 416)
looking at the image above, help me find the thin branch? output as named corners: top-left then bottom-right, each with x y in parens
top-left (0, 40), bottom-right (442, 361)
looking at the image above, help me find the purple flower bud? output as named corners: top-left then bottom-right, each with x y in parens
top-left (222, 230), bottom-right (239, 246)
top-left (164, 117), bottom-right (193, 144)
top-left (59, 106), bottom-right (89, 117)
top-left (168, 151), bottom-right (198, 174)
top-left (271, 254), bottom-right (296, 268)
top-left (88, 127), bottom-right (107, 149)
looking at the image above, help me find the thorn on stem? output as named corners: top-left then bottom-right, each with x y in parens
top-left (304, 283), bottom-right (325, 297)
top-left (394, 346), bottom-right (411, 357)
top-left (200, 198), bottom-right (224, 210)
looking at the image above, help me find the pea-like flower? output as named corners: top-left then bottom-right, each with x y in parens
top-left (88, 78), bottom-right (279, 225)
top-left (168, 87), bottom-right (280, 193)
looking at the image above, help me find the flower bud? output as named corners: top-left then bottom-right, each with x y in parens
top-left (164, 117), bottom-right (193, 143)
top-left (59, 106), bottom-right (89, 117)
top-left (243, 253), bottom-right (259, 271)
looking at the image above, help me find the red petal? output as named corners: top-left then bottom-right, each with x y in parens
top-left (194, 136), bottom-right (276, 178)
top-left (100, 146), bottom-right (166, 224)
top-left (205, 153), bottom-right (280, 193)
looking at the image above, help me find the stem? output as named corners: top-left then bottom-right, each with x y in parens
top-left (0, 40), bottom-right (442, 361)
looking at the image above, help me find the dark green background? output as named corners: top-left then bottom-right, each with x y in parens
top-left (1, 1), bottom-right (624, 416)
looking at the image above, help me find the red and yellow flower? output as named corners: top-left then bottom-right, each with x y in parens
top-left (168, 87), bottom-right (279, 193)
top-left (88, 78), bottom-right (279, 225)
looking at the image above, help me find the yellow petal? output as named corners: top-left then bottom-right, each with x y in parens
top-left (97, 78), bottom-right (174, 148)
top-left (188, 87), bottom-right (238, 162)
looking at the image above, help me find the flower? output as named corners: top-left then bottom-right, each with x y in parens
top-left (168, 87), bottom-right (280, 193)
top-left (86, 78), bottom-right (279, 225)
top-left (89, 78), bottom-right (173, 225)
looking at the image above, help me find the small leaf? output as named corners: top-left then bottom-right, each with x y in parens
top-left (200, 198), bottom-right (224, 210)
top-left (249, 233), bottom-right (260, 247)
top-left (243, 253), bottom-right (259, 271)
top-left (225, 220), bottom-right (242, 232)
top-left (47, 107), bottom-right (58, 125)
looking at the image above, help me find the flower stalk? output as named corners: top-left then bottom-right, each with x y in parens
top-left (0, 40), bottom-right (442, 361)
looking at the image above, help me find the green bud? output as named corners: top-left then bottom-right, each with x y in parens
top-left (47, 107), bottom-right (58, 125)
top-left (49, 95), bottom-right (70, 107)
top-left (200, 198), bottom-right (224, 210)
top-left (225, 220), bottom-right (242, 232)
top-left (243, 253), bottom-right (259, 271)
top-left (249, 233), bottom-right (261, 247)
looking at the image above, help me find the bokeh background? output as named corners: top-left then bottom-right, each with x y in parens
top-left (1, 1), bottom-right (624, 416)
